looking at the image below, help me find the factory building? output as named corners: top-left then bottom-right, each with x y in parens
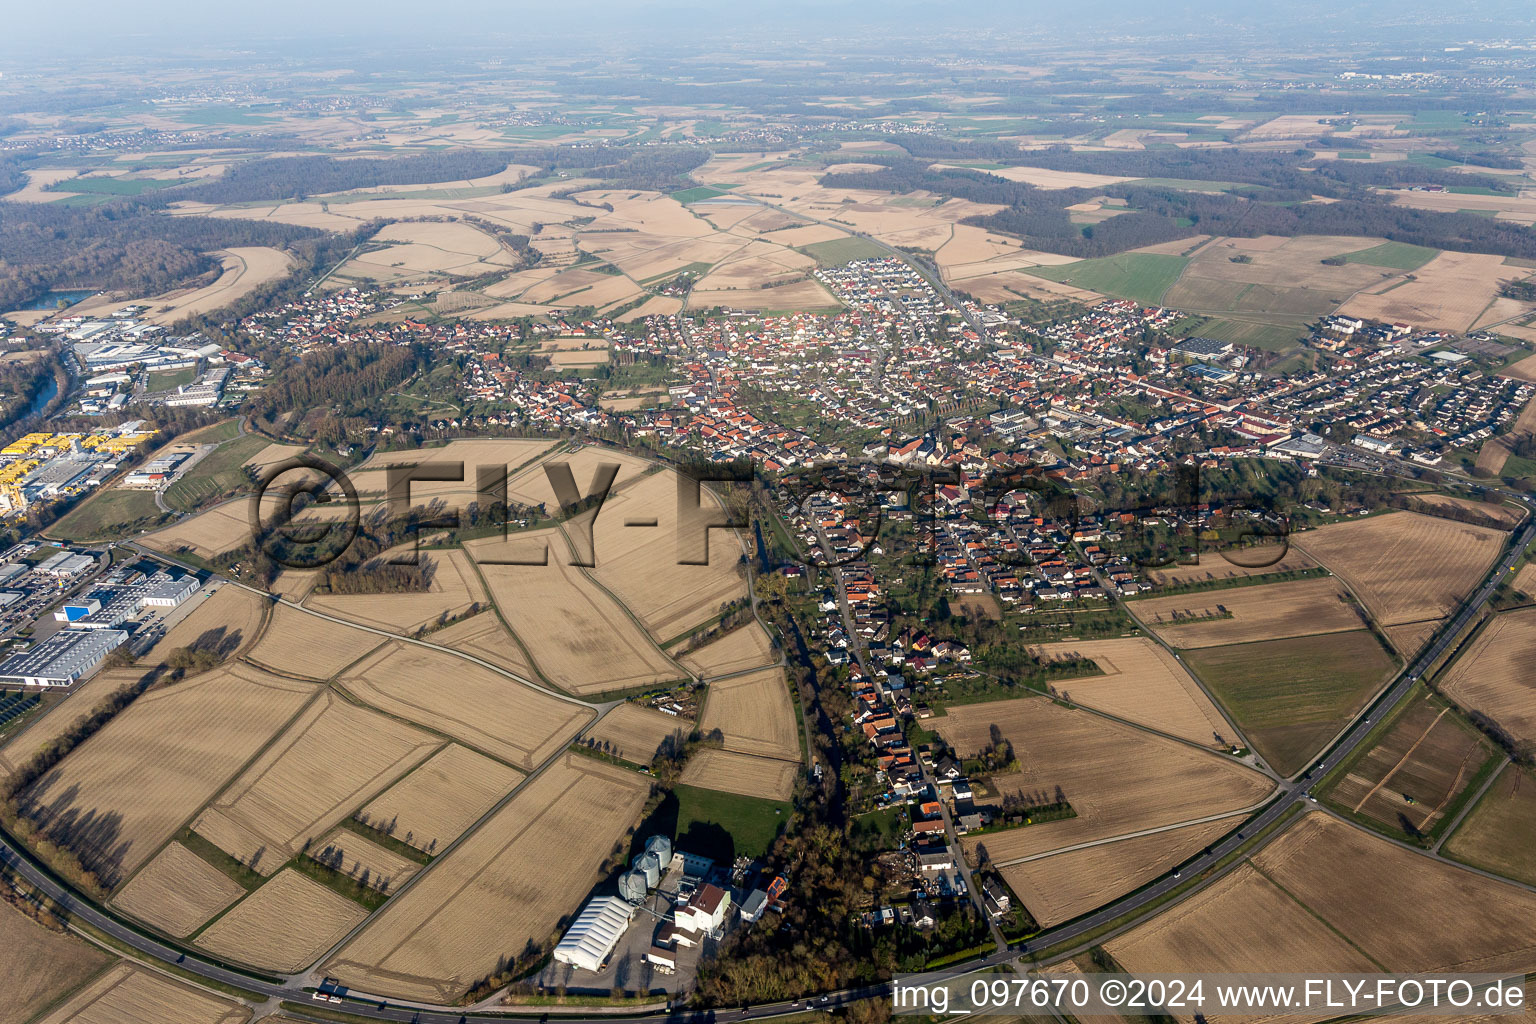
top-left (54, 568), bottom-right (199, 629)
top-left (0, 628), bottom-right (128, 688)
top-left (551, 896), bottom-right (636, 973)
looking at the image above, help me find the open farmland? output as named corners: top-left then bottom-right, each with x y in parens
top-left (1133, 577), bottom-right (1365, 648)
top-left (469, 541), bottom-right (682, 694)
top-left (1340, 250), bottom-right (1536, 332)
top-left (33, 963), bottom-right (250, 1024)
top-left (1438, 607), bottom-right (1536, 744)
top-left (142, 583), bottom-right (267, 666)
top-left (940, 698), bottom-right (1272, 866)
top-left (192, 690), bottom-right (438, 873)
top-left (17, 663), bottom-right (316, 888)
top-left (338, 642), bottom-right (591, 769)
top-left (0, 901), bottom-right (113, 1024)
top-left (700, 666), bottom-right (801, 762)
top-left (307, 549), bottom-right (488, 633)
top-left (499, 446), bottom-right (653, 511)
top-left (0, 666), bottom-right (146, 781)
top-left (678, 747), bottom-right (800, 801)
top-left (358, 743), bottom-right (522, 855)
top-left (244, 604), bottom-right (384, 680)
top-left (196, 868), bottom-right (369, 972)
top-left (315, 827), bottom-right (422, 890)
top-left (326, 754), bottom-right (650, 1003)
top-left (1147, 545), bottom-right (1315, 585)
top-left (1030, 638), bottom-right (1232, 746)
top-left (1324, 688), bottom-right (1499, 841)
top-left (1254, 811), bottom-right (1536, 974)
top-left (423, 612), bottom-right (536, 678)
top-left (111, 841), bottom-right (246, 937)
top-left (1443, 764), bottom-right (1536, 886)
top-left (1292, 512), bottom-right (1505, 625)
top-left (138, 503), bottom-right (251, 561)
top-left (997, 817), bottom-right (1235, 928)
top-left (1025, 252), bottom-right (1189, 305)
top-left (679, 623), bottom-right (778, 678)
top-left (586, 702), bottom-right (689, 765)
top-left (350, 438), bottom-right (557, 507)
top-left (1183, 630), bottom-right (1399, 777)
top-left (1105, 861), bottom-right (1379, 995)
top-left (585, 467), bottom-right (748, 644)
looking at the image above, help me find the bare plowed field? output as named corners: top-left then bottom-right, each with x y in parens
top-left (192, 691), bottom-right (438, 873)
top-left (245, 604), bottom-right (385, 680)
top-left (1255, 812), bottom-right (1536, 974)
top-left (470, 540), bottom-right (681, 694)
top-left (34, 963), bottom-right (250, 1024)
top-left (112, 841), bottom-right (245, 937)
top-left (358, 744), bottom-right (523, 855)
top-left (678, 748), bottom-right (799, 801)
top-left (1031, 638), bottom-right (1233, 746)
top-left (338, 642), bottom-right (590, 770)
top-left (307, 550), bottom-right (487, 633)
top-left (1292, 512), bottom-right (1505, 625)
top-left (942, 698), bottom-right (1272, 865)
top-left (1439, 607), bottom-right (1536, 744)
top-left (700, 667), bottom-right (801, 762)
top-left (680, 624), bottom-right (778, 678)
top-left (0, 897), bottom-right (113, 1024)
top-left (998, 817), bottom-right (1235, 928)
top-left (587, 703), bottom-right (689, 765)
top-left (17, 664), bottom-right (316, 888)
top-left (1133, 577), bottom-right (1364, 648)
top-left (196, 868), bottom-right (369, 972)
top-left (326, 754), bottom-right (649, 1002)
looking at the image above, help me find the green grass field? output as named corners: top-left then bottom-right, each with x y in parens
top-left (1442, 764), bottom-right (1536, 886)
top-left (1182, 629), bottom-right (1399, 776)
top-left (1129, 177), bottom-right (1253, 192)
top-left (1026, 253), bottom-right (1190, 305)
top-left (178, 106), bottom-right (277, 126)
top-left (51, 176), bottom-right (184, 196)
top-left (148, 366), bottom-right (197, 391)
top-left (1183, 316), bottom-right (1308, 352)
top-left (1337, 241), bottom-right (1440, 271)
top-left (795, 236), bottom-right (890, 265)
top-left (663, 783), bottom-right (790, 862)
top-left (669, 185), bottom-right (731, 204)
top-left (48, 487), bottom-right (169, 542)
top-left (164, 432), bottom-right (270, 512)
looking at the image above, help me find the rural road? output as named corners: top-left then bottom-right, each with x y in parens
top-left (1, 513), bottom-right (1529, 1023)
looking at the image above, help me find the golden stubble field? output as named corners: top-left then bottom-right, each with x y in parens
top-left (678, 747), bottom-right (799, 802)
top-left (1340, 250), bottom-right (1536, 332)
top-left (244, 603), bottom-right (385, 681)
top-left (139, 503), bottom-right (252, 561)
top-left (314, 827), bottom-right (421, 890)
top-left (1000, 817), bottom-right (1235, 929)
top-left (0, 900), bottom-right (113, 1024)
top-left (195, 868), bottom-right (370, 972)
top-left (1439, 607), bottom-right (1536, 744)
top-left (192, 690), bottom-right (439, 874)
top-left (1292, 512), bottom-right (1505, 625)
top-left (326, 753), bottom-right (651, 1003)
top-left (141, 584), bottom-right (268, 666)
top-left (18, 663), bottom-right (317, 888)
top-left (424, 612), bottom-right (536, 678)
top-left (33, 962), bottom-right (250, 1024)
top-left (338, 641), bottom-right (592, 770)
top-left (306, 549), bottom-right (488, 634)
top-left (1133, 576), bottom-right (1365, 648)
top-left (700, 666), bottom-right (801, 762)
top-left (111, 841), bottom-right (246, 937)
top-left (1147, 545), bottom-right (1315, 585)
top-left (586, 702), bottom-right (690, 765)
top-left (679, 623), bottom-right (778, 678)
top-left (942, 698), bottom-right (1273, 867)
top-left (358, 743), bottom-right (523, 855)
top-left (1029, 638), bottom-right (1233, 746)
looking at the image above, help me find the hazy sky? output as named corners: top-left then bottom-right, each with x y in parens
top-left (1, 0), bottom-right (1532, 60)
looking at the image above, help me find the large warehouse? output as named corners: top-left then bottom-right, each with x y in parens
top-left (552, 896), bottom-right (636, 973)
top-left (0, 628), bottom-right (128, 688)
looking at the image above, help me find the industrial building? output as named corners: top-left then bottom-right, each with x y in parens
top-left (54, 567), bottom-right (199, 628)
top-left (0, 628), bottom-right (128, 688)
top-left (551, 896), bottom-right (637, 973)
top-left (35, 551), bottom-right (96, 578)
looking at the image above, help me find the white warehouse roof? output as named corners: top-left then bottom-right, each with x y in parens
top-left (552, 896), bottom-right (635, 973)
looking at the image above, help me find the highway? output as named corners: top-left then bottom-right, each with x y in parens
top-left (0, 512), bottom-right (1529, 1023)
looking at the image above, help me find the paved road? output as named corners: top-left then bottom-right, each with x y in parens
top-left (1, 517), bottom-right (1529, 1023)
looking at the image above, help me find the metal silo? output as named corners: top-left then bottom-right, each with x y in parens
top-left (634, 851), bottom-right (661, 888)
top-left (645, 834), bottom-right (672, 866)
top-left (618, 869), bottom-right (649, 904)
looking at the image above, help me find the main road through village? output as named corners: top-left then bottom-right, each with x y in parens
top-left (1, 511), bottom-right (1531, 1024)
